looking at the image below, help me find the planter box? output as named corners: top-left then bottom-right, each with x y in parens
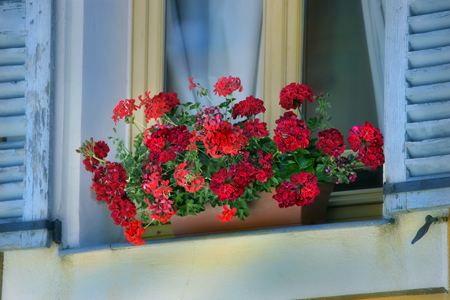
top-left (170, 182), bottom-right (335, 237)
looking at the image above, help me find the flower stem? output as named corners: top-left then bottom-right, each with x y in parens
top-left (134, 120), bottom-right (147, 130)
top-left (298, 106), bottom-right (305, 121)
top-left (206, 95), bottom-right (214, 106)
top-left (144, 220), bottom-right (154, 229)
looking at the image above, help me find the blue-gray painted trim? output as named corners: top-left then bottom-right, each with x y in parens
top-left (59, 219), bottom-right (393, 256)
top-left (384, 176), bottom-right (450, 194)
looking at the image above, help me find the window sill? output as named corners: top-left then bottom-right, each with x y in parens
top-left (58, 218), bottom-right (393, 256)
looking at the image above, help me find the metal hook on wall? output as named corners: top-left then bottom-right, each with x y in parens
top-left (411, 215), bottom-right (448, 245)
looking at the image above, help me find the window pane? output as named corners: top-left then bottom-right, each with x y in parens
top-left (165, 0), bottom-right (263, 107)
top-left (304, 0), bottom-right (378, 142)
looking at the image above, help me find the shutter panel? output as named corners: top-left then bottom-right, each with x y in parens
top-left (0, 0), bottom-right (52, 249)
top-left (384, 0), bottom-right (450, 214)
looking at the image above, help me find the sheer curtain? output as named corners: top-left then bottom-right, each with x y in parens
top-left (165, 0), bottom-right (262, 108)
top-left (361, 0), bottom-right (385, 131)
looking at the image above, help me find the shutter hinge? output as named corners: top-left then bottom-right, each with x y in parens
top-left (0, 219), bottom-right (62, 244)
top-left (384, 177), bottom-right (450, 194)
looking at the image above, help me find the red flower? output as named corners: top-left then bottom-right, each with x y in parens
top-left (243, 119), bottom-right (269, 139)
top-left (316, 128), bottom-right (346, 158)
top-left (232, 96), bottom-right (266, 119)
top-left (201, 115), bottom-right (248, 158)
top-left (217, 205), bottom-right (237, 223)
top-left (91, 162), bottom-right (127, 205)
top-left (139, 91), bottom-right (180, 122)
top-left (145, 197), bottom-right (177, 224)
top-left (210, 162), bottom-right (256, 201)
top-left (189, 78), bottom-right (197, 91)
top-left (274, 112), bottom-right (311, 153)
top-left (347, 122), bottom-right (384, 170)
top-left (174, 162), bottom-right (206, 193)
top-left (112, 99), bottom-right (139, 124)
top-left (143, 124), bottom-right (193, 163)
top-left (213, 76), bottom-right (243, 97)
top-left (124, 219), bottom-right (145, 246)
top-left (279, 83), bottom-right (314, 110)
top-left (76, 140), bottom-right (110, 172)
top-left (255, 151), bottom-right (274, 182)
top-left (273, 171), bottom-right (320, 208)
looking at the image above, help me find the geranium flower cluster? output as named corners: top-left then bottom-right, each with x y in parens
top-left (232, 96), bottom-right (266, 119)
top-left (140, 160), bottom-right (177, 224)
top-left (139, 91), bottom-right (180, 122)
top-left (174, 161), bottom-right (206, 193)
top-left (76, 139), bottom-right (110, 172)
top-left (77, 140), bottom-right (145, 246)
top-left (200, 114), bottom-right (248, 158)
top-left (274, 112), bottom-right (311, 153)
top-left (143, 123), bottom-right (193, 164)
top-left (210, 152), bottom-right (273, 201)
top-left (112, 92), bottom-right (180, 124)
top-left (213, 76), bottom-right (243, 97)
top-left (348, 122), bottom-right (385, 170)
top-left (273, 171), bottom-right (321, 208)
top-left (243, 119), bottom-right (269, 139)
top-left (124, 219), bottom-right (145, 246)
top-left (112, 99), bottom-right (139, 124)
top-left (279, 83), bottom-right (314, 110)
top-left (316, 128), bottom-right (346, 159)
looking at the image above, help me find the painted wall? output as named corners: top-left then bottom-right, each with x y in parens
top-left (2, 210), bottom-right (448, 299)
top-left (51, 0), bottom-right (130, 248)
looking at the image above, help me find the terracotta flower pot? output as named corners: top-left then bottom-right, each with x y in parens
top-left (170, 182), bottom-right (335, 237)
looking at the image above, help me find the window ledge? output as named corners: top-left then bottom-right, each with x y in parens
top-left (59, 219), bottom-right (393, 256)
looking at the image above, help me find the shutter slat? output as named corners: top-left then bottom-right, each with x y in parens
top-left (406, 81), bottom-right (450, 104)
top-left (0, 166), bottom-right (24, 184)
top-left (0, 140), bottom-right (25, 150)
top-left (0, 183), bottom-right (23, 201)
top-left (406, 118), bottom-right (450, 141)
top-left (0, 115), bottom-right (26, 137)
top-left (410, 0), bottom-right (450, 16)
top-left (0, 48), bottom-right (26, 66)
top-left (0, 1), bottom-right (26, 32)
top-left (0, 199), bottom-right (23, 219)
top-left (408, 10), bottom-right (450, 34)
top-left (406, 137), bottom-right (450, 158)
top-left (0, 81), bottom-right (25, 99)
top-left (0, 98), bottom-right (26, 117)
top-left (0, 31), bottom-right (26, 49)
top-left (409, 28), bottom-right (450, 51)
top-left (0, 65), bottom-right (25, 83)
top-left (0, 149), bottom-right (25, 168)
top-left (406, 154), bottom-right (450, 177)
top-left (406, 63), bottom-right (450, 86)
top-left (407, 100), bottom-right (450, 122)
top-left (407, 46), bottom-right (450, 68)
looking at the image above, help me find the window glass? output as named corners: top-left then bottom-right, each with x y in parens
top-left (304, 0), bottom-right (379, 142)
top-left (164, 0), bottom-right (263, 107)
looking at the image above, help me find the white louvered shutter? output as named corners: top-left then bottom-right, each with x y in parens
top-left (0, 0), bottom-right (52, 249)
top-left (384, 0), bottom-right (450, 214)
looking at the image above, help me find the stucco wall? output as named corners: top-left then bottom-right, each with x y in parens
top-left (2, 210), bottom-right (448, 300)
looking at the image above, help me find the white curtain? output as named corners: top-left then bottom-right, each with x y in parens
top-left (165, 0), bottom-right (263, 108)
top-left (361, 0), bottom-right (385, 132)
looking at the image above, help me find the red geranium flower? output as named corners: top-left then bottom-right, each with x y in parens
top-left (317, 128), bottom-right (346, 159)
top-left (189, 77), bottom-right (197, 91)
top-left (232, 96), bottom-right (266, 119)
top-left (112, 99), bottom-right (139, 124)
top-left (139, 91), bottom-right (180, 122)
top-left (279, 83), bottom-right (314, 110)
top-left (274, 112), bottom-right (311, 153)
top-left (213, 76), bottom-right (243, 97)
top-left (217, 205), bottom-right (237, 223)
top-left (124, 219), bottom-right (145, 246)
top-left (243, 119), bottom-right (269, 139)
top-left (273, 171), bottom-right (320, 208)
top-left (348, 122), bottom-right (384, 170)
